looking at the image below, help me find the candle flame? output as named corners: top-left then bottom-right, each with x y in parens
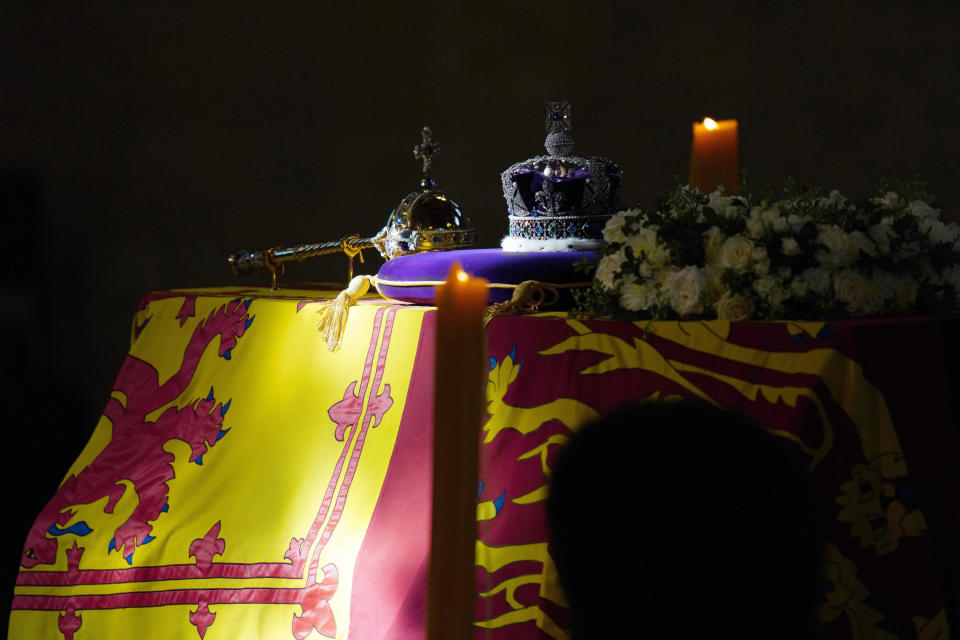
top-left (703, 117), bottom-right (718, 130)
top-left (456, 268), bottom-right (469, 283)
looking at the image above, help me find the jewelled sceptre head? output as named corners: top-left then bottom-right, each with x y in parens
top-left (227, 126), bottom-right (476, 289)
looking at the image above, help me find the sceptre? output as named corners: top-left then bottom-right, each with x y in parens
top-left (227, 234), bottom-right (379, 290)
top-left (227, 126), bottom-right (475, 290)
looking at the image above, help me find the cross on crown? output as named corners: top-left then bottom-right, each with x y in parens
top-left (545, 101), bottom-right (573, 134)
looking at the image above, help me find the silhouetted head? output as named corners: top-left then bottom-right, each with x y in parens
top-left (548, 400), bottom-right (826, 640)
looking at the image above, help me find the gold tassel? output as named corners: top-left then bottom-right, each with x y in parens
top-left (317, 275), bottom-right (373, 351)
top-left (483, 280), bottom-right (560, 326)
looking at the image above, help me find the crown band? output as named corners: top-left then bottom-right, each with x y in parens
top-left (508, 214), bottom-right (610, 241)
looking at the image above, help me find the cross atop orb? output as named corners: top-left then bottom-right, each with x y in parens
top-left (413, 126), bottom-right (441, 176)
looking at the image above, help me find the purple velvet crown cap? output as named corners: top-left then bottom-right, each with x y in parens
top-left (375, 248), bottom-right (599, 305)
top-left (504, 158), bottom-right (622, 219)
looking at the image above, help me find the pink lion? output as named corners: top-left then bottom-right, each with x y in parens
top-left (21, 298), bottom-right (254, 568)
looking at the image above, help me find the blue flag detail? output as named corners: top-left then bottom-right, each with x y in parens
top-left (47, 521), bottom-right (93, 537)
top-left (493, 491), bottom-right (506, 515)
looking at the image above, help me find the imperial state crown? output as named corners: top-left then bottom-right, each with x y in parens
top-left (501, 102), bottom-right (622, 251)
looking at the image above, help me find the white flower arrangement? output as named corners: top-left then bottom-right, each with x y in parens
top-left (575, 180), bottom-right (960, 320)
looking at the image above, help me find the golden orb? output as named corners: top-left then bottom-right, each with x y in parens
top-left (376, 188), bottom-right (475, 259)
top-left (372, 125), bottom-right (477, 259)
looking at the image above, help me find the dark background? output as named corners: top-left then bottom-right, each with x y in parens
top-left (2, 0), bottom-right (958, 608)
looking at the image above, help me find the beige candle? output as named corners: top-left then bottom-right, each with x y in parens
top-left (427, 262), bottom-right (488, 640)
top-left (689, 117), bottom-right (740, 195)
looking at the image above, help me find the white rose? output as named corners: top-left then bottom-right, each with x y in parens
top-left (868, 219), bottom-right (895, 254)
top-left (708, 192), bottom-right (731, 213)
top-left (703, 226), bottom-right (725, 267)
top-left (834, 270), bottom-right (870, 314)
top-left (769, 285), bottom-right (790, 306)
top-left (817, 225), bottom-right (846, 253)
top-left (910, 200), bottom-right (938, 232)
top-left (715, 292), bottom-right (754, 321)
top-left (753, 275), bottom-right (777, 296)
top-left (603, 212), bottom-right (629, 243)
top-left (722, 205), bottom-right (743, 219)
top-left (620, 281), bottom-right (659, 312)
top-left (626, 227), bottom-right (660, 257)
top-left (656, 267), bottom-right (676, 289)
top-left (721, 235), bottom-right (754, 271)
top-left (787, 213), bottom-right (810, 232)
top-left (646, 245), bottom-right (671, 267)
top-left (761, 208), bottom-right (789, 232)
top-left (820, 190), bottom-right (847, 208)
top-left (746, 208), bottom-right (765, 237)
top-left (874, 191), bottom-right (902, 210)
top-left (803, 268), bottom-right (831, 293)
top-left (702, 264), bottom-right (724, 299)
top-left (847, 230), bottom-right (877, 259)
top-left (781, 237), bottom-right (801, 256)
top-left (928, 220), bottom-right (959, 245)
top-left (816, 225), bottom-right (849, 269)
top-left (595, 248), bottom-right (627, 290)
top-left (667, 266), bottom-right (705, 316)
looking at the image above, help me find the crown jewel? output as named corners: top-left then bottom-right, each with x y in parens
top-left (501, 102), bottom-right (622, 251)
top-left (374, 126), bottom-right (477, 260)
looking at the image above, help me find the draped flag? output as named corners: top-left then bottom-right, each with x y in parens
top-left (476, 315), bottom-right (956, 640)
top-left (10, 287), bottom-right (957, 640)
top-left (10, 287), bottom-right (434, 639)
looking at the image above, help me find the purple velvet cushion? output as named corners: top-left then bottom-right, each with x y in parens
top-left (375, 248), bottom-right (598, 305)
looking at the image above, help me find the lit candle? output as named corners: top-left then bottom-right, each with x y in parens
top-left (427, 262), bottom-right (488, 640)
top-left (689, 117), bottom-right (740, 195)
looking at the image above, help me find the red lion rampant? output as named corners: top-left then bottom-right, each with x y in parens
top-left (21, 298), bottom-right (254, 568)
